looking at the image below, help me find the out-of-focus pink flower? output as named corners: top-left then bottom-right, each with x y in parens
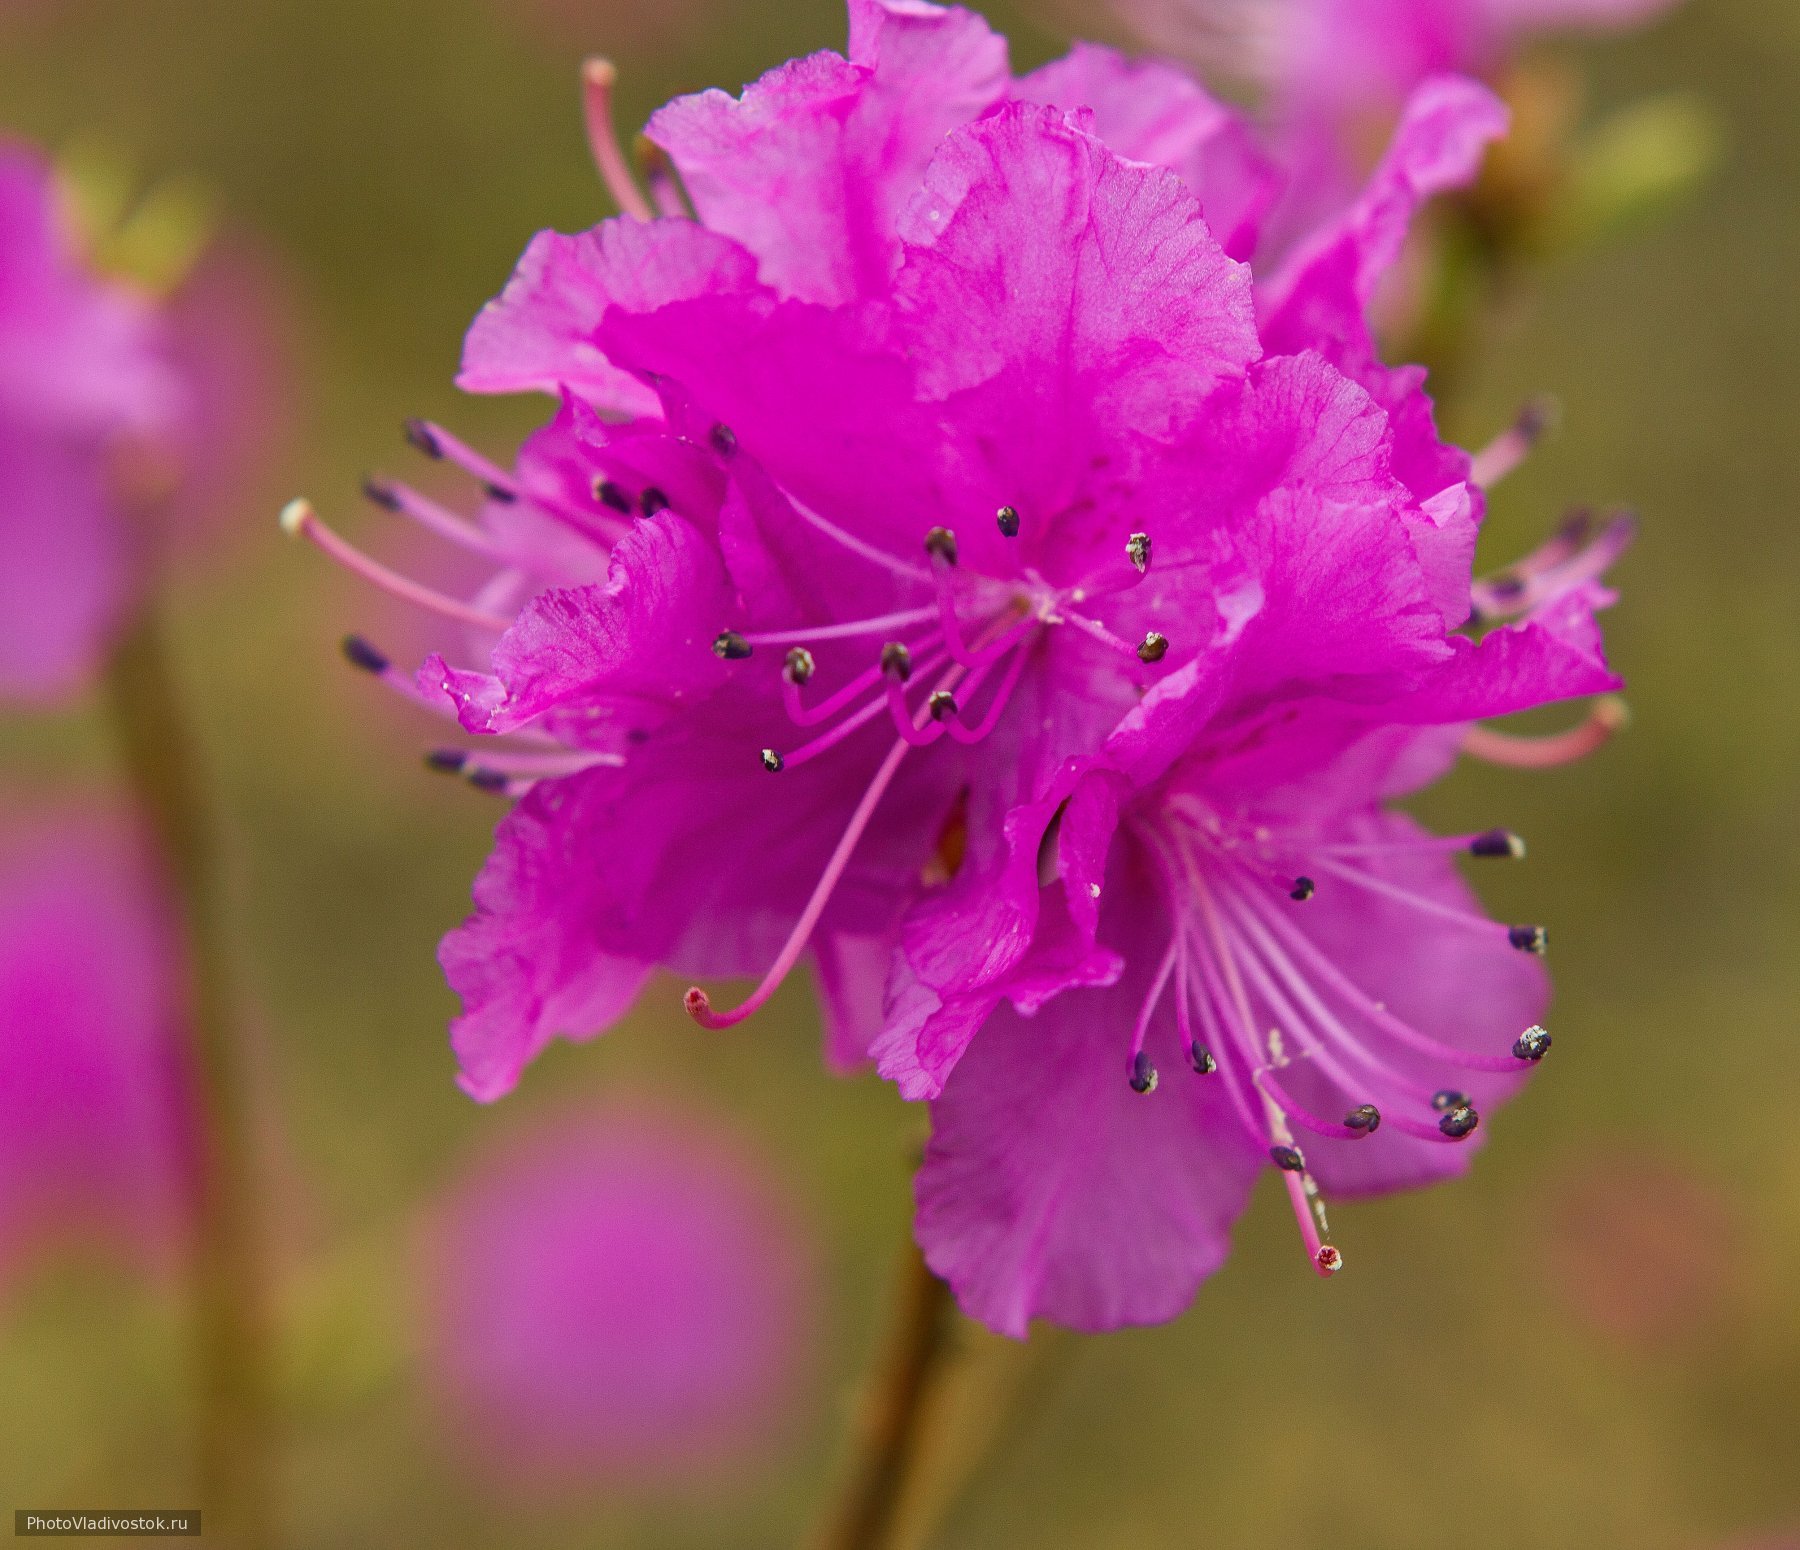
top-left (0, 141), bottom-right (177, 701)
top-left (0, 802), bottom-right (196, 1293)
top-left (1118, 0), bottom-right (1681, 119)
top-left (0, 139), bottom-right (291, 703)
top-left (419, 1102), bottom-right (815, 1489)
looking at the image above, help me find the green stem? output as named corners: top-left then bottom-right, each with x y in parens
top-left (815, 1236), bottom-right (956, 1550)
top-left (104, 607), bottom-right (270, 1548)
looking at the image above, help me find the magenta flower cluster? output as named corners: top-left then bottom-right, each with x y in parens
top-left (305, 0), bottom-right (1626, 1334)
top-left (0, 140), bottom-right (284, 702)
top-left (421, 1100), bottom-right (814, 1489)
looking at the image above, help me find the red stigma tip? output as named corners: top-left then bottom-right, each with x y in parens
top-left (1315, 1245), bottom-right (1344, 1275)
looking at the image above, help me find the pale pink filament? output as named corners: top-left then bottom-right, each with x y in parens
top-left (282, 501), bottom-right (514, 634)
top-left (1464, 698), bottom-right (1627, 768)
top-left (582, 59), bottom-right (653, 221)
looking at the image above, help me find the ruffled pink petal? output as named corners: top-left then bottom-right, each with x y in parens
top-left (1259, 76), bottom-right (1509, 514)
top-left (1014, 42), bottom-right (1282, 260)
top-left (895, 102), bottom-right (1258, 412)
top-left (1396, 581), bottom-right (1622, 723)
top-left (646, 1), bottom-right (1008, 304)
top-left (421, 510), bottom-right (735, 739)
top-left (916, 882), bottom-right (1262, 1336)
top-left (458, 219), bottom-right (764, 413)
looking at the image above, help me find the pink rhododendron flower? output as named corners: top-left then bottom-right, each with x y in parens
top-left (0, 139), bottom-right (288, 702)
top-left (0, 803), bottom-right (196, 1291)
top-left (419, 1102), bottom-right (813, 1487)
top-left (300, 0), bottom-right (1625, 1332)
top-left (1117, 0), bottom-right (1681, 121)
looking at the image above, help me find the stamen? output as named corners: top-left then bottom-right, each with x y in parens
top-left (1054, 607), bottom-right (1142, 662)
top-left (712, 630), bottom-right (753, 661)
top-left (782, 647), bottom-right (815, 685)
top-left (923, 527), bottom-right (959, 567)
top-left (364, 476), bottom-right (507, 560)
top-left (640, 487), bottom-right (670, 516)
top-left (686, 734), bottom-right (913, 1029)
top-left (1275, 1136), bottom-right (1342, 1279)
top-left (996, 504), bottom-right (1020, 538)
top-left (633, 136), bottom-right (691, 220)
top-left (403, 420), bottom-right (512, 496)
top-left (342, 634), bottom-right (391, 675)
top-left (1137, 631), bottom-right (1169, 664)
top-left (1345, 1104), bottom-right (1381, 1132)
top-left (1128, 937), bottom-right (1181, 1070)
top-left (710, 423), bottom-right (738, 458)
top-left (1309, 855), bottom-right (1534, 946)
top-left (444, 748), bottom-right (622, 779)
top-left (1289, 876), bottom-right (1315, 902)
top-left (931, 564), bottom-right (983, 667)
top-left (743, 607), bottom-right (937, 648)
top-left (1432, 1090), bottom-right (1468, 1111)
top-left (761, 749), bottom-right (784, 773)
top-left (784, 495), bottom-right (933, 583)
top-left (1126, 532), bottom-right (1151, 574)
top-left (1223, 897), bottom-right (1442, 1107)
top-left (1258, 1069), bottom-right (1379, 1141)
top-left (1472, 510), bottom-right (1634, 620)
top-left (1513, 1025), bottom-right (1552, 1061)
top-left (783, 657), bottom-right (890, 728)
top-left (581, 58), bottom-right (653, 220)
top-left (1438, 1104), bottom-right (1480, 1138)
top-left (403, 418), bottom-right (444, 460)
top-left (1507, 924), bottom-right (1548, 955)
top-left (401, 417), bottom-right (623, 538)
top-left (885, 675), bottom-right (942, 747)
top-left (1270, 1144), bottom-right (1305, 1171)
top-left (880, 642), bottom-right (913, 681)
top-left (280, 500), bottom-right (515, 633)
top-left (1314, 829), bottom-right (1526, 860)
top-left (1464, 698), bottom-right (1628, 768)
top-left (1470, 829), bottom-right (1527, 859)
top-left (1129, 1050), bottom-right (1159, 1094)
top-left (775, 648), bottom-right (949, 766)
top-left (928, 690), bottom-right (958, 721)
top-left (1189, 1042), bottom-right (1218, 1074)
top-left (941, 634), bottom-right (1033, 745)
top-left (1468, 394), bottom-right (1558, 488)
top-left (595, 478), bottom-right (634, 514)
top-left (1228, 883), bottom-right (1528, 1076)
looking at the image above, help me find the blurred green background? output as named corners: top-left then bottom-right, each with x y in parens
top-left (2, 0), bottom-right (1797, 1545)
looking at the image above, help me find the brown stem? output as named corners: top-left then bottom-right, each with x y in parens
top-left (815, 1236), bottom-right (956, 1550)
top-left (104, 608), bottom-right (271, 1549)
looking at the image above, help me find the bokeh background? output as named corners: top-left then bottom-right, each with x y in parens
top-left (2, 0), bottom-right (1796, 1545)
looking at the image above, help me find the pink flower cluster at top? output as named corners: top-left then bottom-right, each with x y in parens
top-left (1118, 0), bottom-right (1681, 118)
top-left (303, 0), bottom-right (1629, 1334)
top-left (420, 1102), bottom-right (814, 1488)
top-left (0, 139), bottom-right (286, 702)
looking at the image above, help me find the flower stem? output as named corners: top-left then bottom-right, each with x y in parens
top-left (104, 607), bottom-right (271, 1548)
top-left (815, 1235), bottom-right (956, 1550)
